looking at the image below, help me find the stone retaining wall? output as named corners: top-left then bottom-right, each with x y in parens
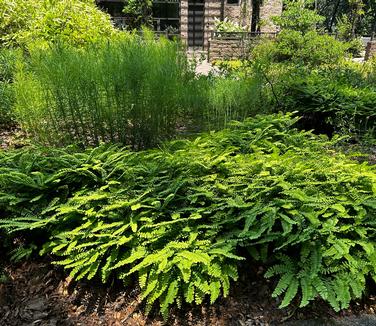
top-left (208, 38), bottom-right (245, 61)
top-left (208, 35), bottom-right (273, 61)
top-left (365, 41), bottom-right (376, 61)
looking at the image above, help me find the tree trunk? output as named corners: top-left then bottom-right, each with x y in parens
top-left (220, 0), bottom-right (225, 21)
top-left (329, 0), bottom-right (341, 32)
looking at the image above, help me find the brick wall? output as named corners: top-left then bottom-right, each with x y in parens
top-left (180, 0), bottom-right (188, 46)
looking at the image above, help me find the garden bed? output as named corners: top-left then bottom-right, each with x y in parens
top-left (1, 2), bottom-right (376, 325)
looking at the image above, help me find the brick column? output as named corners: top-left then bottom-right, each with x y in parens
top-left (180, 0), bottom-right (189, 47)
top-left (260, 0), bottom-right (282, 33)
top-left (204, 0), bottom-right (222, 49)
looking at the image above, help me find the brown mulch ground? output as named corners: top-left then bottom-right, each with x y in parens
top-left (2, 259), bottom-right (376, 326)
top-left (0, 260), bottom-right (281, 326)
top-left (0, 126), bottom-right (28, 150)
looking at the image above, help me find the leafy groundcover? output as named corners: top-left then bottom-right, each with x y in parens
top-left (0, 113), bottom-right (375, 318)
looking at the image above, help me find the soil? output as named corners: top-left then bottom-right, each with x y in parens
top-left (2, 259), bottom-right (376, 326)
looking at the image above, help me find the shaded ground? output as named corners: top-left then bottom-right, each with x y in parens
top-left (0, 260), bottom-right (280, 326)
top-left (0, 126), bottom-right (28, 150)
top-left (2, 259), bottom-right (376, 326)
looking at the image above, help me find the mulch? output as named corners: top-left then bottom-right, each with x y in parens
top-left (2, 259), bottom-right (376, 326)
top-left (0, 260), bottom-right (279, 326)
top-left (0, 126), bottom-right (28, 150)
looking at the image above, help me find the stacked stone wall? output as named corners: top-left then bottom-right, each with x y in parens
top-left (208, 34), bottom-right (275, 61)
top-left (208, 38), bottom-right (245, 61)
top-left (180, 1), bottom-right (189, 45)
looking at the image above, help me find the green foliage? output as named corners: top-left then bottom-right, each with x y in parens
top-left (0, 0), bottom-right (116, 48)
top-left (345, 37), bottom-right (364, 57)
top-left (273, 0), bottom-right (325, 34)
top-left (123, 0), bottom-right (153, 30)
top-left (0, 266), bottom-right (8, 283)
top-left (316, 0), bottom-right (373, 36)
top-left (0, 81), bottom-right (15, 127)
top-left (14, 35), bottom-right (189, 148)
top-left (335, 15), bottom-right (364, 56)
top-left (336, 14), bottom-right (357, 41)
top-left (0, 49), bottom-right (18, 127)
top-left (14, 36), bottom-right (265, 148)
top-left (0, 0), bottom-right (40, 47)
top-left (277, 67), bottom-right (376, 139)
top-left (255, 0), bottom-right (347, 67)
top-left (273, 30), bottom-right (347, 66)
top-left (0, 114), bottom-right (375, 317)
top-left (214, 17), bottom-right (248, 33)
top-left (250, 1), bottom-right (375, 140)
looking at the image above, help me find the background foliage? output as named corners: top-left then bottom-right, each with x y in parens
top-left (0, 0), bottom-right (115, 48)
top-left (0, 49), bottom-right (18, 127)
top-left (122, 0), bottom-right (153, 30)
top-left (243, 0), bottom-right (376, 142)
top-left (317, 0), bottom-right (376, 36)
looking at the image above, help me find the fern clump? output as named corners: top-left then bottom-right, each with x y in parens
top-left (0, 113), bottom-right (375, 317)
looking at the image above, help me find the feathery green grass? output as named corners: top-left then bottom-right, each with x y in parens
top-left (14, 34), bottom-right (265, 148)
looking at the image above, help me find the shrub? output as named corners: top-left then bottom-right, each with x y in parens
top-left (0, 0), bottom-right (40, 47)
top-left (212, 60), bottom-right (254, 77)
top-left (123, 0), bottom-right (153, 30)
top-left (277, 69), bottom-right (376, 138)
top-left (251, 0), bottom-right (347, 67)
top-left (335, 14), bottom-right (364, 57)
top-left (251, 29), bottom-right (347, 67)
top-left (214, 17), bottom-right (248, 33)
top-left (0, 114), bottom-right (375, 318)
top-left (273, 30), bottom-right (347, 66)
top-left (272, 0), bottom-right (324, 34)
top-left (0, 0), bottom-right (115, 48)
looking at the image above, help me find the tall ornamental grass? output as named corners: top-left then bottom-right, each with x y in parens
top-left (15, 34), bottom-right (265, 148)
top-left (16, 34), bottom-right (190, 148)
